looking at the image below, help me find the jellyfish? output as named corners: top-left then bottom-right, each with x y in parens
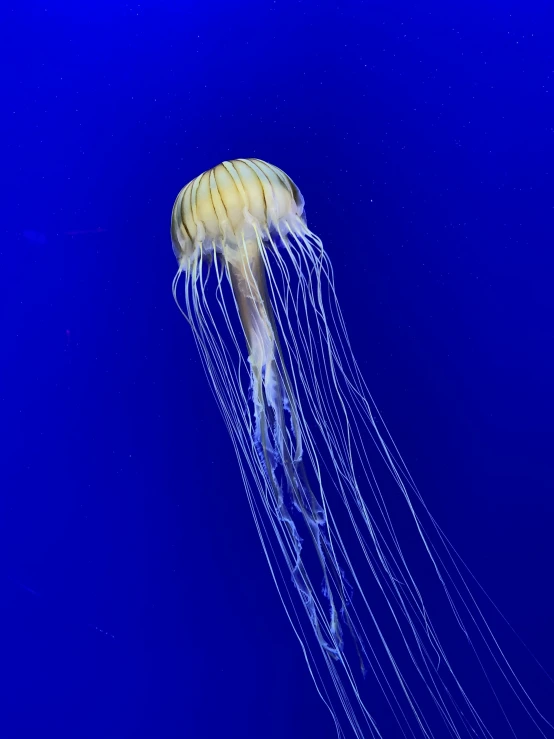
top-left (170, 159), bottom-right (552, 738)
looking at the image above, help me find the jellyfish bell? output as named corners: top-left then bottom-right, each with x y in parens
top-left (170, 159), bottom-right (553, 738)
top-left (170, 158), bottom-right (305, 269)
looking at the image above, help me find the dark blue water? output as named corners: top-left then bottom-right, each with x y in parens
top-left (2, 2), bottom-right (553, 737)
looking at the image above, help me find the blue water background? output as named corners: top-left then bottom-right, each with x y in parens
top-left (2, 2), bottom-right (553, 737)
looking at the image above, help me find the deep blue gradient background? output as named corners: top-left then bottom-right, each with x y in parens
top-left (2, 1), bottom-right (554, 737)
